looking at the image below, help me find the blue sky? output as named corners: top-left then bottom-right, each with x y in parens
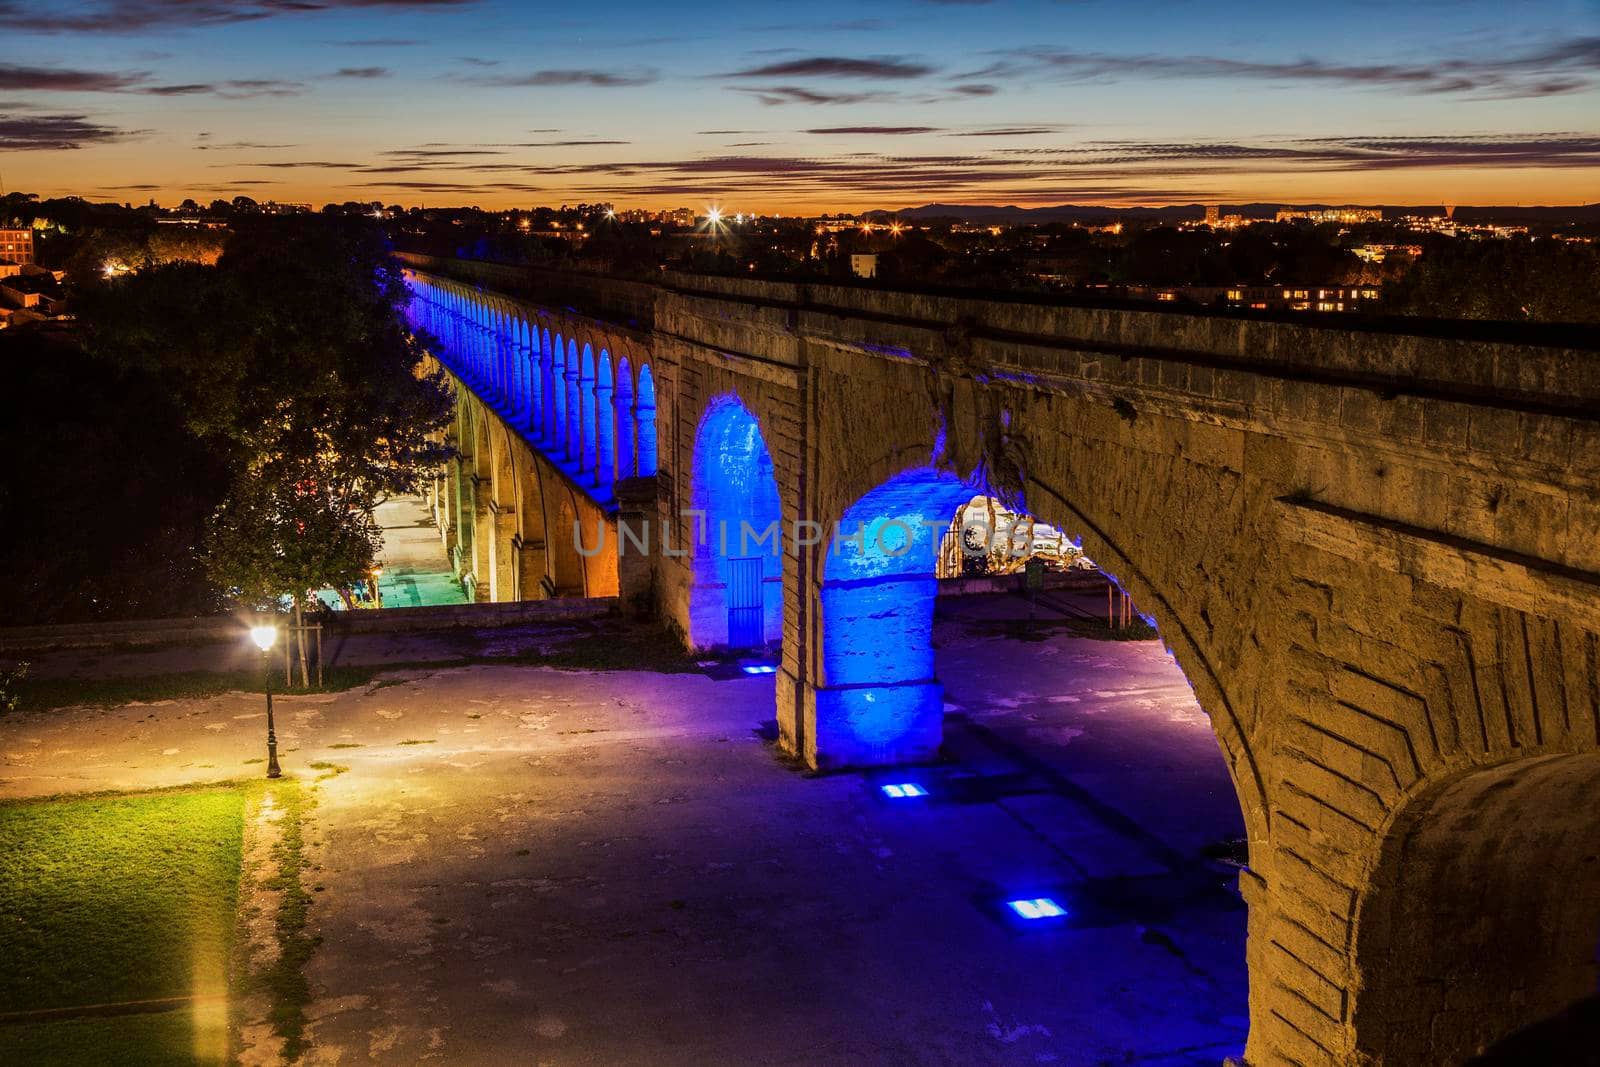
top-left (3, 0), bottom-right (1597, 210)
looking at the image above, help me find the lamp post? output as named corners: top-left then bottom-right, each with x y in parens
top-left (249, 623), bottom-right (282, 779)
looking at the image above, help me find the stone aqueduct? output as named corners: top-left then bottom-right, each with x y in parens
top-left (397, 252), bottom-right (1600, 1065)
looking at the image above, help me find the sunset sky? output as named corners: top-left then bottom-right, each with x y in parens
top-left (5, 0), bottom-right (1598, 212)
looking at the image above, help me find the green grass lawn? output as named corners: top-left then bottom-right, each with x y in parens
top-left (0, 786), bottom-right (247, 1063)
top-left (0, 1012), bottom-right (202, 1066)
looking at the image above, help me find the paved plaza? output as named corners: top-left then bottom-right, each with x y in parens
top-left (0, 597), bottom-right (1248, 1065)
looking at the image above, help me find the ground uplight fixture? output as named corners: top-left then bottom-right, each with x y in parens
top-left (881, 783), bottom-right (929, 799)
top-left (740, 663), bottom-right (778, 675)
top-left (1006, 897), bottom-right (1067, 921)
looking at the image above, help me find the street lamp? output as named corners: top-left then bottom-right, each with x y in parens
top-left (249, 623), bottom-right (282, 779)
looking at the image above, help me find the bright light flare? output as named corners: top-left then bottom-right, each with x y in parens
top-left (706, 206), bottom-right (723, 225)
top-left (881, 783), bottom-right (929, 799)
top-left (249, 624), bottom-right (277, 652)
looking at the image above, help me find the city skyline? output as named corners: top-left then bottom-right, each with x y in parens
top-left (4, 0), bottom-right (1599, 212)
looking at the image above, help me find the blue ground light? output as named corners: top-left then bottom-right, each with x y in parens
top-left (1006, 897), bottom-right (1069, 921)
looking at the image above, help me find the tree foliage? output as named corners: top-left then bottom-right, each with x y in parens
top-left (0, 327), bottom-right (227, 624)
top-left (1383, 237), bottom-right (1600, 323)
top-left (201, 465), bottom-right (381, 608)
top-left (77, 218), bottom-right (455, 623)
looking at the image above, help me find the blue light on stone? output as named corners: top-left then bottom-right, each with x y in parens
top-left (818, 466), bottom-right (978, 761)
top-left (689, 395), bottom-right (782, 650)
top-left (1006, 897), bottom-right (1067, 920)
top-left (881, 783), bottom-right (929, 798)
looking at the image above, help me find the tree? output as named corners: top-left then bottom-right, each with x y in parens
top-left (79, 217), bottom-right (455, 671)
top-left (204, 461), bottom-right (382, 683)
top-left (1384, 237), bottom-right (1600, 323)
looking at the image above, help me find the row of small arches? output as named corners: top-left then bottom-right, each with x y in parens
top-left (404, 273), bottom-right (658, 490)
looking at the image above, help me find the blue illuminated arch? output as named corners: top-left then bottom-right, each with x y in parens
top-left (818, 466), bottom-right (978, 761)
top-left (688, 395), bottom-right (782, 649)
top-left (636, 364), bottom-right (658, 477)
top-left (614, 356), bottom-right (636, 479)
top-left (565, 338), bottom-right (581, 462)
top-left (541, 328), bottom-right (555, 440)
top-left (549, 332), bottom-right (566, 444)
top-left (580, 343), bottom-right (597, 477)
top-left (596, 350), bottom-right (615, 487)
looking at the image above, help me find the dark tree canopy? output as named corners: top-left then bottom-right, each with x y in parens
top-left (0, 328), bottom-right (227, 623)
top-left (1384, 237), bottom-right (1600, 323)
top-left (8, 217), bottom-right (456, 623)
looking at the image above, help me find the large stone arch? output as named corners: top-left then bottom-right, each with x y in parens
top-left (653, 348), bottom-right (804, 670)
top-left (484, 420), bottom-right (520, 601)
top-left (1350, 751), bottom-right (1600, 1064)
top-left (686, 394), bottom-right (785, 651)
top-left (466, 394), bottom-right (494, 599)
top-left (450, 389), bottom-right (479, 592)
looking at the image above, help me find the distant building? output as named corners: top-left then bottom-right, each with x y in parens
top-left (1353, 243), bottom-right (1422, 264)
top-left (1275, 207), bottom-right (1383, 224)
top-left (1121, 283), bottom-right (1381, 312)
top-left (0, 228), bottom-right (35, 267)
top-left (0, 272), bottom-right (63, 313)
top-left (1204, 205), bottom-right (1220, 226)
top-left (850, 254), bottom-right (878, 279)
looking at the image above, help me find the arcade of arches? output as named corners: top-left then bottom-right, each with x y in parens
top-left (399, 256), bottom-right (1600, 1065)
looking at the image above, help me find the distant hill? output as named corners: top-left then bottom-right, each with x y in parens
top-left (888, 202), bottom-right (1600, 225)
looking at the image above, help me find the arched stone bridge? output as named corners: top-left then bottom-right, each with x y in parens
top-left (398, 252), bottom-right (1600, 1066)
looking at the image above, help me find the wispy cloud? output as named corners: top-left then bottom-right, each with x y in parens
top-left (733, 86), bottom-right (898, 106)
top-left (979, 36), bottom-right (1600, 99)
top-left (332, 67), bottom-right (390, 79)
top-left (950, 125), bottom-right (1063, 137)
top-left (323, 131), bottom-right (1599, 206)
top-left (0, 112), bottom-right (134, 149)
top-left (461, 68), bottom-right (658, 87)
top-left (723, 56), bottom-right (936, 79)
top-left (805, 126), bottom-right (941, 135)
top-left (0, 0), bottom-right (479, 35)
top-left (333, 38), bottom-right (426, 47)
top-left (194, 140), bottom-right (297, 150)
top-left (0, 63), bottom-right (145, 91)
top-left (0, 63), bottom-right (300, 97)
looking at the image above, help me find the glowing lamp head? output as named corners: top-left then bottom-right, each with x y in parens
top-left (249, 624), bottom-right (277, 652)
top-left (706, 206), bottom-right (722, 225)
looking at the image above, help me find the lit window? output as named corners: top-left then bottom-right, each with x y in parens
top-left (1007, 897), bottom-right (1067, 920)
